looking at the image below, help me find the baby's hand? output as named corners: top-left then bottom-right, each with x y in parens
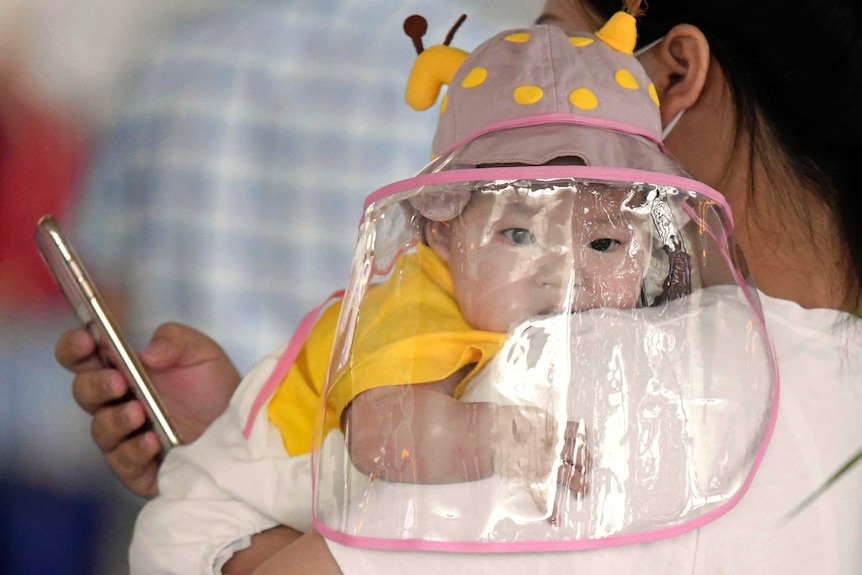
top-left (490, 404), bottom-right (558, 489)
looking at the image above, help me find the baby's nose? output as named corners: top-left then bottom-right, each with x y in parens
top-left (537, 246), bottom-right (579, 288)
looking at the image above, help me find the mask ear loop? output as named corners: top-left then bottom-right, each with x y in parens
top-left (633, 35), bottom-right (664, 57)
top-left (661, 109), bottom-right (684, 140)
top-left (634, 36), bottom-right (686, 140)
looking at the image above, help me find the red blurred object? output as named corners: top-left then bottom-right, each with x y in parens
top-left (0, 96), bottom-right (88, 314)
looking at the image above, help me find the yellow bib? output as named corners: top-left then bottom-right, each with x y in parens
top-left (268, 245), bottom-right (506, 456)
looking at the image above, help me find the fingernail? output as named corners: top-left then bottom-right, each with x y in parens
top-left (105, 373), bottom-right (123, 397)
top-left (142, 338), bottom-right (169, 362)
top-left (139, 432), bottom-right (158, 453)
top-left (123, 402), bottom-right (139, 426)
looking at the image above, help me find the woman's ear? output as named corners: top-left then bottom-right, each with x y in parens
top-left (637, 24), bottom-right (710, 128)
top-left (424, 219), bottom-right (453, 263)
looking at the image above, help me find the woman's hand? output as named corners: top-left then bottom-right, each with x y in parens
top-left (549, 419), bottom-right (589, 525)
top-left (56, 322), bottom-right (241, 498)
top-left (490, 404), bottom-right (559, 487)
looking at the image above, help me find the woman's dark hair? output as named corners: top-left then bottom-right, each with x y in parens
top-left (584, 0), bottom-right (862, 301)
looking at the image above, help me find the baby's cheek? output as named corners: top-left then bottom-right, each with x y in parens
top-left (620, 271), bottom-right (646, 308)
top-left (459, 285), bottom-right (513, 333)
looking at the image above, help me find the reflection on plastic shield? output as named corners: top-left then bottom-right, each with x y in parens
top-left (311, 167), bottom-right (777, 552)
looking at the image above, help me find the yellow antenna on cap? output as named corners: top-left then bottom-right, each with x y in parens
top-left (596, 11), bottom-right (637, 55)
top-left (404, 15), bottom-right (470, 111)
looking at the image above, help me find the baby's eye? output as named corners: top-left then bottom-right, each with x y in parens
top-left (500, 228), bottom-right (536, 246)
top-left (588, 238), bottom-right (621, 252)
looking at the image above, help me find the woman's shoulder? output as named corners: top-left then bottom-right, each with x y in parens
top-left (759, 291), bottom-right (862, 358)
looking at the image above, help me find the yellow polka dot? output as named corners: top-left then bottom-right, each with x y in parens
top-left (439, 92), bottom-right (448, 116)
top-left (461, 67), bottom-right (487, 89)
top-left (614, 69), bottom-right (639, 90)
top-left (514, 85), bottom-right (544, 105)
top-left (569, 88), bottom-right (598, 110)
top-left (505, 32), bottom-right (531, 43)
top-left (648, 83), bottom-right (660, 106)
top-left (569, 37), bottom-right (594, 47)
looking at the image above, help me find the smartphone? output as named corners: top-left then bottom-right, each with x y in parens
top-left (34, 215), bottom-right (182, 452)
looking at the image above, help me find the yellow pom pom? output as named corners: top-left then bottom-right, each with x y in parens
top-left (596, 11), bottom-right (637, 55)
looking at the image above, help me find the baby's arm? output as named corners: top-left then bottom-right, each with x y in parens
top-left (343, 367), bottom-right (557, 485)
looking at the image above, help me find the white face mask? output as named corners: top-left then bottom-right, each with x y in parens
top-left (633, 36), bottom-right (664, 57)
top-left (634, 36), bottom-right (685, 140)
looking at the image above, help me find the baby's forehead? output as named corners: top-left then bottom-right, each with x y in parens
top-left (470, 184), bottom-right (630, 217)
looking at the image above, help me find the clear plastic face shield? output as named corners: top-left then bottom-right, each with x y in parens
top-left (310, 129), bottom-right (778, 552)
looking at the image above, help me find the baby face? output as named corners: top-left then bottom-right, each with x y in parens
top-left (427, 187), bottom-right (646, 333)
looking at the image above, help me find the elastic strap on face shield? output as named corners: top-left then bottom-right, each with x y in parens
top-left (242, 290), bottom-right (345, 439)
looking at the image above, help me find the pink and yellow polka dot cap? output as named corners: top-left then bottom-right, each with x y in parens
top-left (422, 18), bottom-right (680, 175)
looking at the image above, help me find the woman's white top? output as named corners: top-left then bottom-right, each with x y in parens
top-left (129, 292), bottom-right (862, 573)
top-left (327, 292), bottom-right (862, 574)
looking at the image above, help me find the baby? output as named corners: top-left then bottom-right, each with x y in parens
top-left (337, 181), bottom-right (646, 488)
